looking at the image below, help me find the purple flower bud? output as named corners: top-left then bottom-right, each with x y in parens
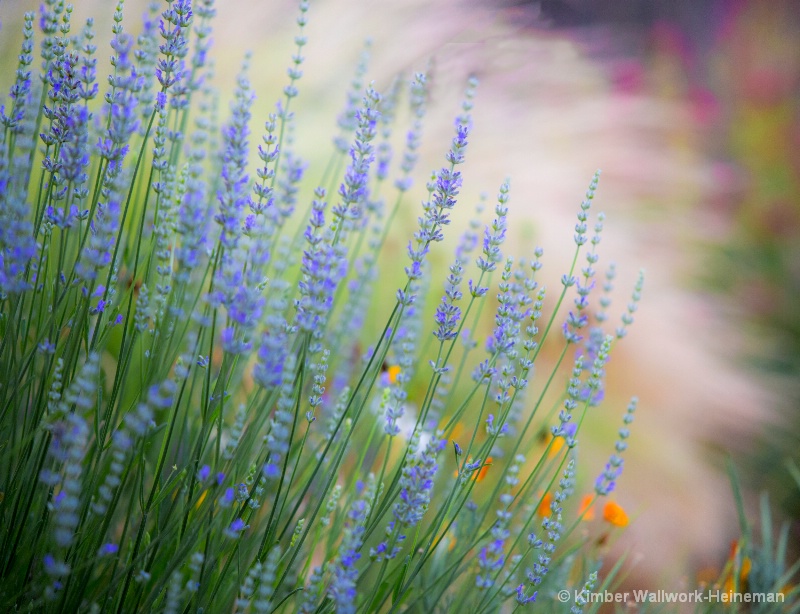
top-left (225, 518), bottom-right (249, 538)
top-left (220, 488), bottom-right (234, 508)
top-left (197, 465), bottom-right (210, 482)
top-left (99, 543), bottom-right (119, 556)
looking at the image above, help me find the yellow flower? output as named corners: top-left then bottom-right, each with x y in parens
top-left (602, 501), bottom-right (629, 527)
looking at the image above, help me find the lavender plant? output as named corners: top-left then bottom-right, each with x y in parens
top-left (0, 1), bottom-right (644, 612)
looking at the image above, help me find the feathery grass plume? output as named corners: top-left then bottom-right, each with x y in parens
top-left (0, 1), bottom-right (655, 611)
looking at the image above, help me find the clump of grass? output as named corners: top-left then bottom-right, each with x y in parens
top-left (675, 463), bottom-right (800, 614)
top-left (0, 1), bottom-right (644, 611)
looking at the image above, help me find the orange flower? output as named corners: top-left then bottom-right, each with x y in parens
top-left (387, 365), bottom-right (401, 385)
top-left (603, 501), bottom-right (629, 527)
top-left (547, 436), bottom-right (566, 459)
top-left (740, 557), bottom-right (751, 581)
top-left (722, 542), bottom-right (751, 593)
top-left (448, 422), bottom-right (466, 441)
top-left (578, 494), bottom-right (595, 521)
top-left (537, 492), bottom-right (553, 517)
top-left (448, 535), bottom-right (457, 553)
top-left (475, 457), bottom-right (492, 482)
top-left (779, 584), bottom-right (795, 599)
top-left (454, 456), bottom-right (493, 481)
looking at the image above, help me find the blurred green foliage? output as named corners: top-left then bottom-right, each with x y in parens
top-left (701, 3), bottom-right (800, 525)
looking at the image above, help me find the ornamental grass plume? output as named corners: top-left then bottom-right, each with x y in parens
top-left (0, 1), bottom-right (645, 611)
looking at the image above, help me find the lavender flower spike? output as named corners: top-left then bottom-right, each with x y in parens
top-left (332, 85), bottom-right (381, 239)
top-left (595, 397), bottom-right (637, 495)
top-left (329, 499), bottom-right (369, 614)
top-left (378, 434), bottom-right (446, 565)
top-left (433, 259), bottom-right (464, 342)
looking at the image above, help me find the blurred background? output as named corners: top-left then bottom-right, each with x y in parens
top-left (2, 0), bottom-right (799, 594)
